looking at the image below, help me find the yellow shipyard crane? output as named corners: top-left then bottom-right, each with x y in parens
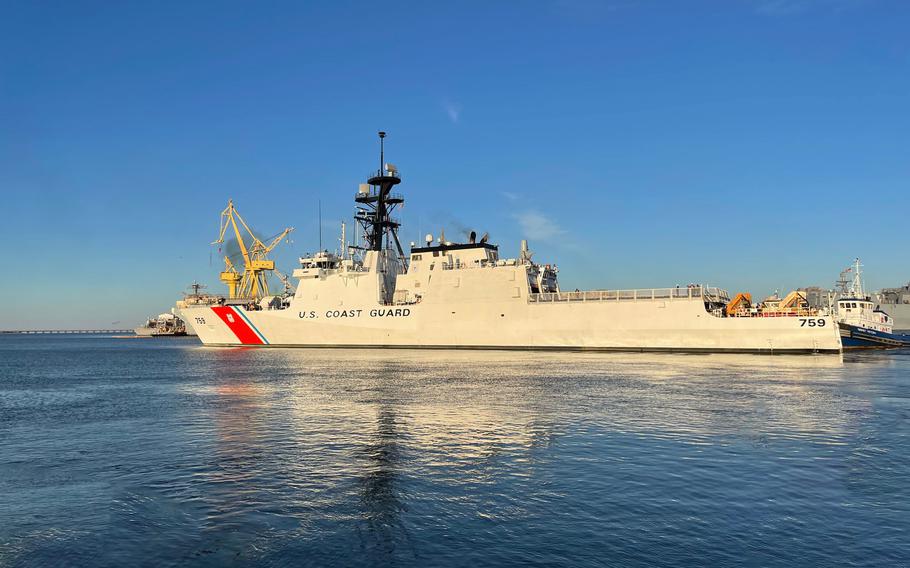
top-left (213, 200), bottom-right (294, 299)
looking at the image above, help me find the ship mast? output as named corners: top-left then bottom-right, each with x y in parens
top-left (837, 258), bottom-right (866, 299)
top-left (354, 131), bottom-right (406, 262)
top-left (851, 258), bottom-right (865, 298)
top-left (186, 280), bottom-right (207, 298)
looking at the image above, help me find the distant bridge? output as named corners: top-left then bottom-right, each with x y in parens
top-left (0, 329), bottom-right (134, 335)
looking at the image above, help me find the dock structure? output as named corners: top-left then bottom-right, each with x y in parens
top-left (0, 329), bottom-right (134, 335)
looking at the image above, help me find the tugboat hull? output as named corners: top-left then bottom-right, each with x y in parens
top-left (839, 322), bottom-right (910, 349)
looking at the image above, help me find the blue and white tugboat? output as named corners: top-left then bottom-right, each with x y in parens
top-left (835, 259), bottom-right (910, 349)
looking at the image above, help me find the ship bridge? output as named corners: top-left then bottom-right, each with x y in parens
top-left (408, 241), bottom-right (499, 269)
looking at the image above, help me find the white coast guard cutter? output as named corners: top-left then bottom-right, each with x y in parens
top-left (182, 134), bottom-right (841, 354)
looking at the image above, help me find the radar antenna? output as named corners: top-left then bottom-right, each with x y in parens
top-left (185, 280), bottom-right (208, 298)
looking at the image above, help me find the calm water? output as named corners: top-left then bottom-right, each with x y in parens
top-left (1, 336), bottom-right (909, 567)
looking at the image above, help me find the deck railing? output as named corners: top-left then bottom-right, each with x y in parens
top-left (367, 170), bottom-right (401, 181)
top-left (528, 286), bottom-right (723, 303)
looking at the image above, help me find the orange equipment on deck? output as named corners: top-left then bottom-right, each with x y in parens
top-left (726, 292), bottom-right (753, 316)
top-left (757, 290), bottom-right (814, 317)
top-left (778, 290), bottom-right (808, 311)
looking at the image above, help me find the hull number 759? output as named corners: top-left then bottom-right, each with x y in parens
top-left (799, 318), bottom-right (826, 327)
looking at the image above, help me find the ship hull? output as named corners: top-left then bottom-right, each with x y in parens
top-left (171, 307), bottom-right (199, 336)
top-left (878, 303), bottom-right (910, 334)
top-left (182, 296), bottom-right (841, 354)
top-left (133, 327), bottom-right (188, 337)
top-left (838, 322), bottom-right (910, 349)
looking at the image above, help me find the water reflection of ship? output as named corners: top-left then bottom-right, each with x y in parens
top-left (294, 348), bottom-right (849, 437)
top-left (357, 403), bottom-right (412, 557)
top-left (197, 346), bottom-right (872, 561)
top-left (212, 349), bottom-right (850, 454)
top-left (350, 365), bottom-right (557, 559)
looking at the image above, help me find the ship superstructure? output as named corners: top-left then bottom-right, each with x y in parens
top-left (874, 282), bottom-right (910, 333)
top-left (134, 313), bottom-right (187, 337)
top-left (182, 134), bottom-right (841, 353)
top-left (173, 281), bottom-right (222, 336)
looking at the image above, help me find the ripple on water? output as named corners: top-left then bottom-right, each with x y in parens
top-left (1, 337), bottom-right (909, 567)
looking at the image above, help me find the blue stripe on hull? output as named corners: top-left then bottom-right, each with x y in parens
top-left (841, 336), bottom-right (884, 348)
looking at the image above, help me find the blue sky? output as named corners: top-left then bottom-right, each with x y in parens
top-left (1, 0), bottom-right (908, 328)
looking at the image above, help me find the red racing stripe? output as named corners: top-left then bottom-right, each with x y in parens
top-left (211, 306), bottom-right (264, 345)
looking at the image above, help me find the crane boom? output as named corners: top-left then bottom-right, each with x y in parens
top-left (212, 200), bottom-right (294, 300)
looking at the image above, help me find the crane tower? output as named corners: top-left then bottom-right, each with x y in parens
top-left (213, 200), bottom-right (294, 299)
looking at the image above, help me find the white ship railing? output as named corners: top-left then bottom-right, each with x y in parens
top-left (528, 286), bottom-right (726, 303)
